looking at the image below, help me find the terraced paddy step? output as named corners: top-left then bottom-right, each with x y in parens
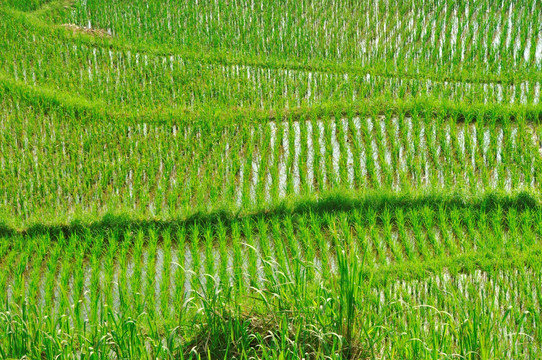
top-left (2, 192), bottom-right (541, 307)
top-left (1, 6), bottom-right (541, 115)
top-left (2, 201), bottom-right (541, 357)
top-left (2, 93), bottom-right (542, 227)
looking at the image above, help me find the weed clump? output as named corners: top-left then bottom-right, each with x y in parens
top-left (183, 311), bottom-right (369, 360)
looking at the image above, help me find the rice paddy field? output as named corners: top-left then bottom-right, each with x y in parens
top-left (0, 0), bottom-right (541, 358)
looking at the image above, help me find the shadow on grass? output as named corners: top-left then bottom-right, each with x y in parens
top-left (2, 190), bottom-right (538, 241)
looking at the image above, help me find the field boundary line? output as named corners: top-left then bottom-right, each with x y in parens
top-left (2, 73), bottom-right (541, 127)
top-left (366, 246), bottom-right (542, 285)
top-left (1, 189), bottom-right (539, 237)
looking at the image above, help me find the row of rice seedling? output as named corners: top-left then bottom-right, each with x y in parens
top-left (1, 10), bottom-right (540, 113)
top-left (57, 0), bottom-right (541, 79)
top-left (2, 23), bottom-right (540, 113)
top-left (365, 267), bottom-right (542, 358)
top-left (1, 199), bottom-right (540, 357)
top-left (2, 93), bottom-right (541, 227)
top-left (3, 195), bottom-right (541, 315)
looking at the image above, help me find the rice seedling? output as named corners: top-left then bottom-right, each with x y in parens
top-left (0, 0), bottom-right (540, 358)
